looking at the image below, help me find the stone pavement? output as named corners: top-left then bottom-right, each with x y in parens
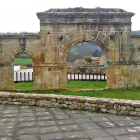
top-left (0, 105), bottom-right (140, 140)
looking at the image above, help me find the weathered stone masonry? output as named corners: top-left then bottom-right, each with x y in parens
top-left (1, 91), bottom-right (140, 117)
top-left (0, 8), bottom-right (140, 90)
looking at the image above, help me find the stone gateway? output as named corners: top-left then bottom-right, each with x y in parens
top-left (0, 8), bottom-right (140, 90)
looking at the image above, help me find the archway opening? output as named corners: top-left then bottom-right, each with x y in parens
top-left (67, 42), bottom-right (107, 90)
top-left (14, 54), bottom-right (33, 90)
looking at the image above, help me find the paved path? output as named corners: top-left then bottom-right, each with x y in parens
top-left (0, 105), bottom-right (140, 140)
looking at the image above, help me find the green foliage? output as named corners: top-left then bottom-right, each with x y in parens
top-left (14, 58), bottom-right (32, 66)
top-left (85, 56), bottom-right (92, 63)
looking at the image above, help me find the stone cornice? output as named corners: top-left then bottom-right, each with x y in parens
top-left (107, 61), bottom-right (140, 65)
top-left (40, 22), bottom-right (132, 26)
top-left (0, 33), bottom-right (40, 39)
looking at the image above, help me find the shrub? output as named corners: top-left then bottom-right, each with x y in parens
top-left (85, 56), bottom-right (92, 63)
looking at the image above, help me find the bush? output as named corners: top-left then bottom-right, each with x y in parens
top-left (85, 56), bottom-right (92, 63)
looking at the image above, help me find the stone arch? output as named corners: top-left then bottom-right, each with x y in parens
top-left (59, 30), bottom-right (114, 63)
top-left (3, 45), bottom-right (41, 64)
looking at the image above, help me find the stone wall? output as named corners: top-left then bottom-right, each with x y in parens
top-left (0, 91), bottom-right (140, 117)
top-left (67, 66), bottom-right (106, 74)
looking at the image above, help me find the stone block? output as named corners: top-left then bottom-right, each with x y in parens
top-left (114, 104), bottom-right (121, 111)
top-left (28, 100), bottom-right (36, 106)
top-left (131, 102), bottom-right (140, 108)
top-left (37, 100), bottom-right (44, 106)
top-left (85, 107), bottom-right (92, 110)
top-left (129, 111), bottom-right (137, 116)
top-left (127, 106), bottom-right (135, 111)
top-left (85, 102), bottom-right (91, 107)
top-left (120, 110), bottom-right (128, 115)
top-left (135, 108), bottom-right (140, 112)
top-left (137, 112), bottom-right (140, 116)
top-left (64, 101), bottom-right (72, 105)
top-left (87, 99), bottom-right (97, 104)
top-left (57, 100), bottom-right (64, 104)
top-left (78, 103), bottom-right (85, 108)
top-left (121, 106), bottom-right (127, 110)
top-left (59, 104), bottom-right (68, 109)
top-left (101, 109), bottom-right (107, 113)
top-left (109, 109), bottom-right (117, 114)
top-left (51, 103), bottom-right (59, 108)
top-left (69, 104), bottom-right (78, 109)
top-left (91, 104), bottom-right (98, 108)
top-left (13, 102), bottom-right (22, 105)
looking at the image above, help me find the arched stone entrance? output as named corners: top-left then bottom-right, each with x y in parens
top-left (1, 8), bottom-right (139, 90)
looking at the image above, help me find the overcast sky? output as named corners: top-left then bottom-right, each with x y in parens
top-left (0, 0), bottom-right (140, 33)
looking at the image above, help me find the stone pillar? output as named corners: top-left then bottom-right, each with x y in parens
top-left (0, 64), bottom-right (14, 90)
top-left (33, 63), bottom-right (67, 90)
top-left (107, 63), bottom-right (140, 89)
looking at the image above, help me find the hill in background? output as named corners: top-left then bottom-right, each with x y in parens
top-left (67, 42), bottom-right (104, 63)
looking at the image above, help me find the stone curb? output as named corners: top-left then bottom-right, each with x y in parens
top-left (0, 91), bottom-right (140, 116)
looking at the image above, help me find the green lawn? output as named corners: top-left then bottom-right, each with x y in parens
top-left (14, 81), bottom-right (106, 90)
top-left (14, 58), bottom-right (32, 66)
top-left (14, 81), bottom-right (140, 100)
top-left (14, 82), bottom-right (33, 90)
top-left (67, 81), bottom-right (106, 90)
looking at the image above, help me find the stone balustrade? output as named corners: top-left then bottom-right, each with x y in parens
top-left (0, 91), bottom-right (140, 117)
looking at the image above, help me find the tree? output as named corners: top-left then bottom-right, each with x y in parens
top-left (93, 49), bottom-right (99, 57)
top-left (85, 56), bottom-right (92, 63)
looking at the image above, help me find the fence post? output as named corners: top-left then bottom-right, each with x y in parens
top-left (104, 73), bottom-right (106, 81)
top-left (16, 72), bottom-right (18, 81)
top-left (74, 73), bottom-right (75, 80)
top-left (28, 72), bottom-right (30, 81)
top-left (20, 72), bottom-right (22, 81)
top-left (32, 72), bottom-right (33, 81)
top-left (100, 73), bottom-right (101, 81)
top-left (89, 73), bottom-right (90, 81)
top-left (24, 72), bottom-right (26, 81)
top-left (93, 73), bottom-right (94, 81)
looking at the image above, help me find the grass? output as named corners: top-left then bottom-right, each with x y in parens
top-left (14, 58), bottom-right (32, 66)
top-left (14, 82), bottom-right (33, 90)
top-left (67, 81), bottom-right (106, 90)
top-left (14, 81), bottom-right (140, 100)
top-left (14, 81), bottom-right (106, 90)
